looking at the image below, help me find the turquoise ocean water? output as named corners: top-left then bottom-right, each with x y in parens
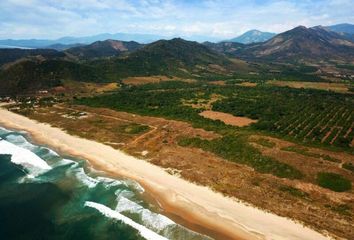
top-left (0, 126), bottom-right (212, 240)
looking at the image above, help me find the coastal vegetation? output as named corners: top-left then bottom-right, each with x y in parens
top-left (76, 81), bottom-right (353, 151)
top-left (178, 135), bottom-right (303, 179)
top-left (316, 172), bottom-right (352, 192)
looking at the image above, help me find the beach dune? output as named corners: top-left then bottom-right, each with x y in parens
top-left (0, 108), bottom-right (331, 240)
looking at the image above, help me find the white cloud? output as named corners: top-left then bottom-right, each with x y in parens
top-left (0, 0), bottom-right (353, 39)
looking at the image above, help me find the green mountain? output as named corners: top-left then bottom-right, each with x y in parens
top-left (0, 59), bottom-right (102, 95)
top-left (94, 38), bottom-right (233, 78)
top-left (0, 38), bottom-right (236, 95)
top-left (0, 49), bottom-right (65, 67)
top-left (203, 41), bottom-right (245, 56)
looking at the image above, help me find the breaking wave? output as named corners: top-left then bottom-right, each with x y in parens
top-left (85, 201), bottom-right (169, 240)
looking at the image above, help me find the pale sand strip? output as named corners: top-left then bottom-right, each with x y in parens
top-left (0, 108), bottom-right (331, 240)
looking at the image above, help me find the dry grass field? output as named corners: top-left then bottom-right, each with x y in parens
top-left (267, 80), bottom-right (352, 93)
top-left (199, 110), bottom-right (257, 127)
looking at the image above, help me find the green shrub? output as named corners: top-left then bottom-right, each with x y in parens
top-left (178, 135), bottom-right (303, 179)
top-left (279, 185), bottom-right (309, 199)
top-left (118, 124), bottom-right (150, 134)
top-left (316, 172), bottom-right (352, 192)
top-left (253, 138), bottom-right (275, 148)
top-left (343, 162), bottom-right (354, 172)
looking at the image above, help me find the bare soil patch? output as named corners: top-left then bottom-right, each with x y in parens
top-left (209, 81), bottom-right (226, 86)
top-left (53, 80), bottom-right (119, 97)
top-left (199, 110), bottom-right (258, 127)
top-left (236, 82), bottom-right (258, 87)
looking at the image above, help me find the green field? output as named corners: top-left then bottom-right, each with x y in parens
top-left (76, 81), bottom-right (354, 151)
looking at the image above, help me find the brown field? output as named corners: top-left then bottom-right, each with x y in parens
top-left (236, 82), bottom-right (258, 87)
top-left (199, 110), bottom-right (258, 127)
top-left (229, 58), bottom-right (251, 71)
top-left (267, 80), bottom-right (352, 93)
top-left (122, 76), bottom-right (197, 85)
top-left (209, 80), bottom-right (226, 86)
top-left (9, 103), bottom-right (354, 239)
top-left (52, 80), bottom-right (119, 97)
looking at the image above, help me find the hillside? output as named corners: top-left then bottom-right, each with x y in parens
top-left (0, 38), bottom-right (238, 95)
top-left (203, 41), bottom-right (245, 56)
top-left (0, 59), bottom-right (103, 95)
top-left (95, 38), bottom-right (234, 78)
top-left (237, 26), bottom-right (354, 62)
top-left (327, 23), bottom-right (354, 34)
top-left (229, 30), bottom-right (276, 44)
top-left (65, 40), bottom-right (143, 59)
top-left (0, 48), bottom-right (66, 67)
top-left (326, 23), bottom-right (354, 41)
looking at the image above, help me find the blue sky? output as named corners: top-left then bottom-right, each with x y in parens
top-left (0, 0), bottom-right (353, 39)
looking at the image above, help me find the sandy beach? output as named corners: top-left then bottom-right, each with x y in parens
top-left (0, 108), bottom-right (331, 240)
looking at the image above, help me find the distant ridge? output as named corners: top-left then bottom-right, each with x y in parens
top-left (327, 23), bottom-right (354, 35)
top-left (325, 23), bottom-right (354, 41)
top-left (65, 40), bottom-right (143, 59)
top-left (236, 26), bottom-right (354, 62)
top-left (227, 30), bottom-right (276, 44)
top-left (0, 33), bottom-right (166, 49)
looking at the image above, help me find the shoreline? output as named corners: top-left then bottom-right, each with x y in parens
top-left (0, 108), bottom-right (331, 240)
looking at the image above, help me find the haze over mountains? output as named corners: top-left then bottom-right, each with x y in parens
top-left (1, 23), bottom-right (353, 49)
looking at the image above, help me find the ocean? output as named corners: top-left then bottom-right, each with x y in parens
top-left (0, 126), bottom-right (212, 240)
top-left (0, 45), bottom-right (33, 49)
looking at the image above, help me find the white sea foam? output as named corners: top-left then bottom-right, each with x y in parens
top-left (85, 201), bottom-right (168, 240)
top-left (5, 134), bottom-right (37, 151)
top-left (0, 139), bottom-right (51, 176)
top-left (115, 188), bottom-right (135, 199)
top-left (40, 148), bottom-right (60, 158)
top-left (74, 168), bottom-right (99, 188)
top-left (0, 127), bottom-right (11, 135)
top-left (116, 197), bottom-right (175, 232)
top-left (52, 158), bottom-right (79, 168)
top-left (96, 176), bottom-right (126, 188)
top-left (126, 180), bottom-right (145, 193)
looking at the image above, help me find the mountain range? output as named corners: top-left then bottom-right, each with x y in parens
top-left (0, 38), bottom-right (233, 95)
top-left (209, 25), bottom-right (354, 62)
top-left (0, 23), bottom-right (353, 49)
top-left (1, 24), bottom-right (354, 95)
top-left (0, 33), bottom-right (165, 49)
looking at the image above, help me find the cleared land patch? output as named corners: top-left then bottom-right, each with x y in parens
top-left (199, 110), bottom-right (257, 127)
top-left (236, 82), bottom-right (258, 87)
top-left (267, 80), bottom-right (351, 93)
top-left (52, 80), bottom-right (119, 96)
top-left (122, 76), bottom-right (196, 85)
